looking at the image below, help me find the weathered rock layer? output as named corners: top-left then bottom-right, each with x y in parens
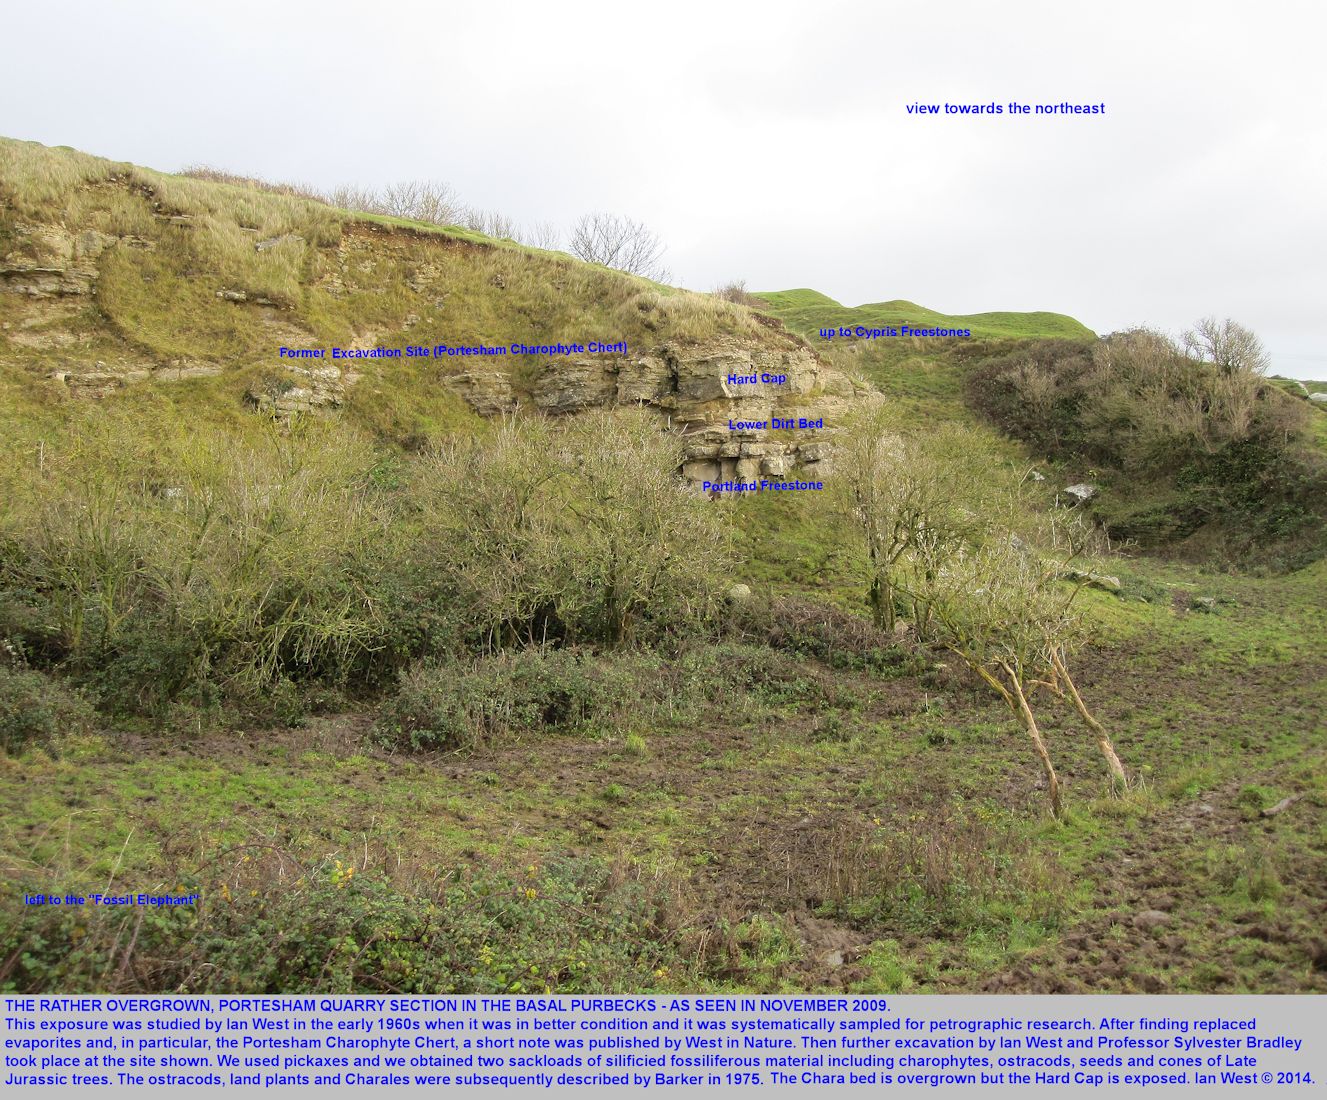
top-left (444, 340), bottom-right (863, 483)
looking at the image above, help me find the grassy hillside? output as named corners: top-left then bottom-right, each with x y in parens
top-left (0, 138), bottom-right (787, 443)
top-left (756, 287), bottom-right (1095, 341)
top-left (753, 283), bottom-right (1327, 569)
top-left (1270, 379), bottom-right (1327, 452)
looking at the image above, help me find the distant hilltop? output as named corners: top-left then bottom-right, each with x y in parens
top-left (754, 288), bottom-right (1095, 342)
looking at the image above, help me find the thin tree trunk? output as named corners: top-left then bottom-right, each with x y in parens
top-left (869, 574), bottom-right (894, 633)
top-left (1053, 652), bottom-right (1127, 789)
top-left (1002, 662), bottom-right (1063, 819)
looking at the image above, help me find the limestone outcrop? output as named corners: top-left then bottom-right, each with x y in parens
top-left (440, 338), bottom-right (866, 484)
top-left (0, 224), bottom-right (118, 298)
top-left (244, 364), bottom-right (360, 416)
top-left (444, 370), bottom-right (517, 417)
top-left (2, 219), bottom-right (217, 395)
top-left (507, 337), bottom-right (864, 484)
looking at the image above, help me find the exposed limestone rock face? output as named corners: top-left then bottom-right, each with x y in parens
top-left (49, 363), bottom-right (151, 399)
top-left (2, 222), bottom-right (200, 398)
top-left (464, 337), bottom-right (868, 484)
top-left (5, 299), bottom-right (89, 349)
top-left (156, 362), bottom-right (223, 381)
top-left (1, 208), bottom-right (868, 475)
top-left (614, 355), bottom-right (672, 404)
top-left (444, 370), bottom-right (517, 417)
top-left (0, 224), bottom-right (115, 297)
top-left (244, 365), bottom-right (354, 416)
top-left (533, 358), bottom-right (618, 413)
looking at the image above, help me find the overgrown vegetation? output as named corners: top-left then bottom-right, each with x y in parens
top-left (821, 803), bottom-right (1068, 933)
top-left (3, 854), bottom-right (690, 993)
top-left (713, 280), bottom-right (761, 307)
top-left (3, 138), bottom-right (1323, 996)
top-left (374, 649), bottom-right (651, 753)
top-left (0, 409), bottom-right (731, 727)
top-left (180, 165), bottom-right (664, 271)
top-left (0, 138), bottom-right (770, 449)
top-left (834, 407), bottom-right (1129, 817)
top-left (966, 326), bottom-right (1327, 563)
top-left (0, 664), bottom-right (96, 756)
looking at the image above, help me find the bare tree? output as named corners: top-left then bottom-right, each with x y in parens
top-left (380, 181), bottom-right (423, 218)
top-left (912, 532), bottom-right (1129, 818)
top-left (522, 220), bottom-right (561, 250)
top-left (835, 409), bottom-right (1005, 635)
top-left (463, 208), bottom-right (518, 239)
top-left (377, 181), bottom-right (466, 225)
top-left (327, 184), bottom-right (386, 214)
top-left (414, 419), bottom-right (562, 653)
top-left (568, 213), bottom-right (670, 281)
top-left (553, 410), bottom-right (729, 645)
top-left (1183, 316), bottom-right (1269, 376)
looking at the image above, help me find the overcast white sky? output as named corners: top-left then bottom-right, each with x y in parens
top-left (8, 0), bottom-right (1326, 374)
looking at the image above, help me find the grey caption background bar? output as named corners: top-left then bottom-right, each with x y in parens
top-left (3, 994), bottom-right (1322, 1098)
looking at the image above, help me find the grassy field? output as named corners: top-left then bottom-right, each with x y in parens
top-left (755, 288), bottom-right (1096, 341)
top-left (1275, 380), bottom-right (1327, 452)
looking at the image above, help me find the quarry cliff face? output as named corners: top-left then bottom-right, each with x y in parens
top-left (512, 339), bottom-right (856, 483)
top-left (0, 178), bottom-right (866, 482)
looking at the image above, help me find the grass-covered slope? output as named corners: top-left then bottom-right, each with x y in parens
top-left (0, 138), bottom-right (788, 442)
top-left (756, 287), bottom-right (1095, 341)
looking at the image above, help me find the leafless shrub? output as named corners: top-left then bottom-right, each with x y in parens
top-left (569, 213), bottom-right (671, 281)
top-left (713, 280), bottom-right (759, 307)
top-left (1183, 316), bottom-right (1270, 376)
top-left (463, 208), bottom-right (518, 239)
top-left (327, 184), bottom-right (387, 215)
top-left (179, 164), bottom-right (327, 204)
top-left (380, 181), bottom-right (466, 225)
top-left (522, 220), bottom-right (561, 250)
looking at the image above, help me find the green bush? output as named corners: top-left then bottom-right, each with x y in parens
top-left (672, 641), bottom-right (834, 708)
top-left (1, 858), bottom-right (679, 994)
top-left (409, 412), bottom-right (734, 652)
top-left (0, 409), bottom-right (743, 718)
top-left (374, 648), bottom-right (642, 752)
top-left (0, 415), bottom-right (390, 713)
top-left (0, 666), bottom-right (97, 755)
top-left (964, 330), bottom-right (1325, 560)
top-left (0, 550), bottom-right (64, 667)
top-left (80, 622), bottom-right (207, 716)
